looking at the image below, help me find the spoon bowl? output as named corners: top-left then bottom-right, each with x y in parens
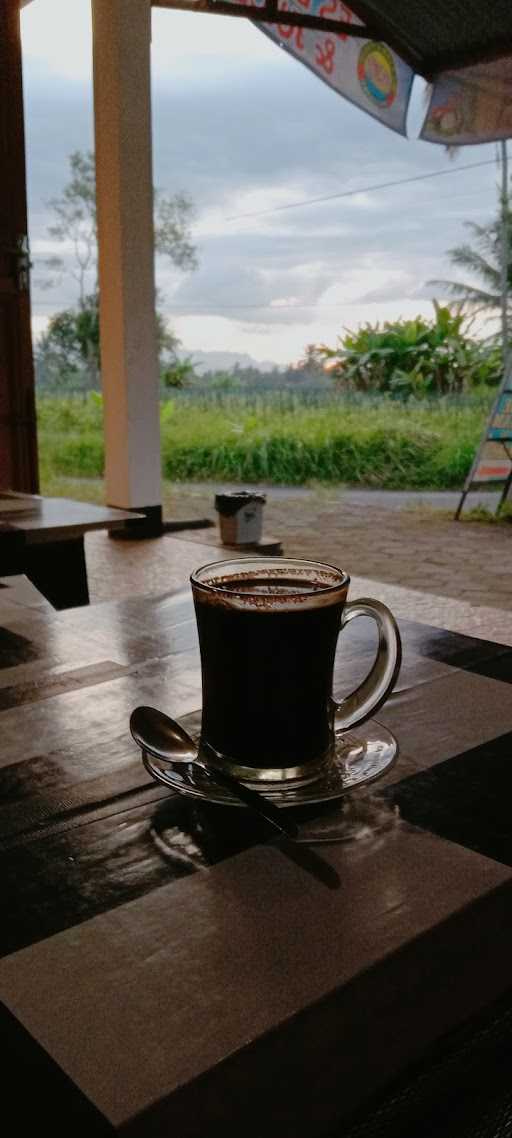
top-left (131, 705), bottom-right (197, 764)
top-left (130, 705), bottom-right (297, 840)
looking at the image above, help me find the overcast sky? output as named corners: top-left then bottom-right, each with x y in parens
top-left (21, 0), bottom-right (503, 365)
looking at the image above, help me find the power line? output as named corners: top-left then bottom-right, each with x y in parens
top-left (33, 299), bottom-right (424, 312)
top-left (226, 157), bottom-right (502, 221)
top-left (165, 300), bottom-right (426, 311)
top-left (32, 157), bottom-right (505, 315)
top-left (170, 304), bottom-right (345, 309)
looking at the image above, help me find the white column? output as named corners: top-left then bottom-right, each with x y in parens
top-left (91, 0), bottom-right (162, 513)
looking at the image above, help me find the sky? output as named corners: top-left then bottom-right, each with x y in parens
top-left (20, 0), bottom-right (504, 366)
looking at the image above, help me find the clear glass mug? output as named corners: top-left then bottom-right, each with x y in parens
top-left (191, 557), bottom-right (401, 785)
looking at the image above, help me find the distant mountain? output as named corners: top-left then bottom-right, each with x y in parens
top-left (177, 349), bottom-right (280, 374)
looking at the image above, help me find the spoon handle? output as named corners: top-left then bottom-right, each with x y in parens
top-left (200, 763), bottom-right (298, 840)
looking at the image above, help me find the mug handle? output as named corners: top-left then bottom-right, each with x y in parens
top-left (333, 598), bottom-right (402, 733)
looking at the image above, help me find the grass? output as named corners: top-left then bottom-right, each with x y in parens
top-left (37, 390), bottom-right (494, 491)
top-left (461, 503), bottom-right (512, 524)
top-left (36, 473), bottom-right (188, 519)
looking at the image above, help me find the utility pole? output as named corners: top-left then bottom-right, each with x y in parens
top-left (499, 139), bottom-right (509, 374)
top-left (454, 142), bottom-right (512, 519)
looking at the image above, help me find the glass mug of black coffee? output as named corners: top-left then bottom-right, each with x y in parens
top-left (190, 557), bottom-right (401, 785)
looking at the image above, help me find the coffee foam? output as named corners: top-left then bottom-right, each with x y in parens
top-left (192, 566), bottom-right (348, 612)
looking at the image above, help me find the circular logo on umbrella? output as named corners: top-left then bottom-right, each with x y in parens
top-left (358, 43), bottom-right (397, 108)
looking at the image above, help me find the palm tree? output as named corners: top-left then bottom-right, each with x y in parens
top-left (430, 144), bottom-right (511, 349)
top-left (429, 210), bottom-right (512, 323)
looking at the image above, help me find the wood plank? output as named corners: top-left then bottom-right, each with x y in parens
top-left (6, 497), bottom-right (140, 541)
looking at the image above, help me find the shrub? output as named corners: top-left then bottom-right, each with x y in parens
top-left (320, 303), bottom-right (502, 399)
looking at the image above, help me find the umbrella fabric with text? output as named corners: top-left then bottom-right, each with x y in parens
top-left (220, 0), bottom-right (512, 145)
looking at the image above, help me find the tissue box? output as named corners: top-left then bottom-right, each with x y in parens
top-left (215, 491), bottom-right (266, 545)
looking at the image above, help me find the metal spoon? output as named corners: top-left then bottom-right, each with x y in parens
top-left (130, 705), bottom-right (298, 840)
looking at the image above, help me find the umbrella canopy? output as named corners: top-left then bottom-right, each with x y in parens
top-left (347, 1), bottom-right (512, 75)
top-left (260, 0), bottom-right (512, 143)
top-left (166, 0), bottom-right (512, 143)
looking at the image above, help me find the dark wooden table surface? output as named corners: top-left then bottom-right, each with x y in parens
top-left (2, 497), bottom-right (136, 541)
top-left (1, 586), bottom-right (512, 1137)
top-left (1, 497), bottom-right (138, 608)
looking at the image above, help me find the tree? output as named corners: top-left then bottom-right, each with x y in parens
top-left (429, 210), bottom-right (512, 324)
top-left (35, 151), bottom-right (197, 389)
top-left (36, 294), bottom-right (181, 392)
top-left (429, 144), bottom-right (511, 357)
top-left (36, 295), bottom-right (100, 391)
top-left (293, 343), bottom-right (328, 382)
top-left (39, 150), bottom-right (197, 297)
top-left (41, 152), bottom-right (98, 305)
top-left (161, 357), bottom-right (197, 389)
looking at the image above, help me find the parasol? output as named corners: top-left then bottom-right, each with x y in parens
top-left (162, 0), bottom-right (512, 145)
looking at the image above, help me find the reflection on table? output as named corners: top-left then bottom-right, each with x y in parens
top-left (1, 587), bottom-right (512, 1137)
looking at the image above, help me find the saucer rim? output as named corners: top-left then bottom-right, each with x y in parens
top-left (142, 714), bottom-right (398, 809)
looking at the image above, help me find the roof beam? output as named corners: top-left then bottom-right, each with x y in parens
top-left (342, 0), bottom-right (428, 75)
top-left (422, 40), bottom-right (512, 77)
top-left (344, 0), bottom-right (512, 78)
top-left (152, 0), bottom-right (379, 39)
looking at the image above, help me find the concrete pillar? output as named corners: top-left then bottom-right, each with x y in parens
top-left (92, 0), bottom-right (162, 532)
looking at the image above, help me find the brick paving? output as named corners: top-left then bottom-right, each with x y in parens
top-left (84, 485), bottom-right (512, 645)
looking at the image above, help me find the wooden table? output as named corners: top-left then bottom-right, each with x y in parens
top-left (1, 588), bottom-right (512, 1137)
top-left (1, 497), bottom-right (139, 608)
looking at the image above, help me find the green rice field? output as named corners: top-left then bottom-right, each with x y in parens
top-left (37, 390), bottom-right (493, 492)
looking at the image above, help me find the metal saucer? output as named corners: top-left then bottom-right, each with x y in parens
top-left (142, 710), bottom-right (398, 809)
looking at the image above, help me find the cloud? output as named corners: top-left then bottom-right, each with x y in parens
top-left (410, 282), bottom-right (442, 300)
top-left (356, 272), bottom-right (421, 303)
top-left (158, 241), bottom-right (331, 327)
top-left (22, 17), bottom-right (500, 361)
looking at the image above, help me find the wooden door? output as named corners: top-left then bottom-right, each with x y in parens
top-left (0, 0), bottom-right (39, 492)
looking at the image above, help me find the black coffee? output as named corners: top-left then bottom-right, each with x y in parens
top-left (215, 577), bottom-right (326, 596)
top-left (193, 574), bottom-right (344, 769)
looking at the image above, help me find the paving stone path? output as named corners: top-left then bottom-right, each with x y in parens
top-left (85, 485), bottom-right (512, 645)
